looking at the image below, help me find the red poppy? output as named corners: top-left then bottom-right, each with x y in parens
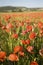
top-left (2, 25), bottom-right (6, 30)
top-left (38, 22), bottom-right (43, 29)
top-left (26, 39), bottom-right (30, 45)
top-left (12, 33), bottom-right (18, 39)
top-left (19, 51), bottom-right (24, 56)
top-left (26, 25), bottom-right (32, 32)
top-left (5, 15), bottom-right (11, 21)
top-left (30, 61), bottom-right (38, 65)
top-left (27, 46), bottom-right (33, 53)
top-left (5, 29), bottom-right (10, 33)
top-left (0, 51), bottom-right (6, 62)
top-left (29, 32), bottom-right (36, 40)
top-left (21, 30), bottom-right (27, 35)
top-left (26, 20), bottom-right (30, 23)
top-left (8, 54), bottom-right (19, 61)
top-left (21, 40), bottom-right (26, 44)
top-left (21, 39), bottom-right (30, 45)
top-left (6, 23), bottom-right (13, 29)
top-left (19, 22), bottom-right (24, 26)
top-left (14, 46), bottom-right (23, 53)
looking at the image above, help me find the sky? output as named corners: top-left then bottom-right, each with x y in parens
top-left (0, 0), bottom-right (43, 8)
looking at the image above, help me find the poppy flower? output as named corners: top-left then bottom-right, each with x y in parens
top-left (26, 39), bottom-right (30, 45)
top-left (0, 51), bottom-right (6, 62)
top-left (19, 51), bottom-right (24, 56)
top-left (12, 33), bottom-right (18, 39)
top-left (21, 30), bottom-right (27, 35)
top-left (27, 46), bottom-right (33, 53)
top-left (6, 23), bottom-right (13, 29)
top-left (38, 22), bottom-right (43, 29)
top-left (19, 22), bottom-right (24, 26)
top-left (29, 32), bottom-right (36, 40)
top-left (26, 20), bottom-right (30, 24)
top-left (2, 25), bottom-right (6, 30)
top-left (14, 46), bottom-right (23, 53)
top-left (21, 39), bottom-right (30, 45)
top-left (39, 48), bottom-right (43, 57)
top-left (5, 15), bottom-right (11, 21)
top-left (5, 29), bottom-right (10, 33)
top-left (21, 40), bottom-right (26, 44)
top-left (8, 54), bottom-right (19, 61)
top-left (26, 25), bottom-right (32, 32)
top-left (30, 61), bottom-right (38, 65)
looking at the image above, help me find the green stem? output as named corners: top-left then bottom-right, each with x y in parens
top-left (8, 31), bottom-right (13, 53)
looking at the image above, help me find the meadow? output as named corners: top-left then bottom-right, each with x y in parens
top-left (0, 12), bottom-right (43, 65)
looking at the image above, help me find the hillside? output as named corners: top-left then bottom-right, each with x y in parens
top-left (0, 6), bottom-right (43, 12)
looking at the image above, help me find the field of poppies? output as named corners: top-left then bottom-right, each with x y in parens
top-left (0, 12), bottom-right (43, 65)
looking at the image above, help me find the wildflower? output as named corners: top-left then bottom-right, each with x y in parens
top-left (26, 25), bottom-right (32, 32)
top-left (29, 32), bottom-right (36, 40)
top-left (14, 46), bottom-right (23, 53)
top-left (21, 40), bottom-right (26, 44)
top-left (21, 39), bottom-right (30, 45)
top-left (26, 20), bottom-right (30, 24)
top-left (19, 22), bottom-right (24, 26)
top-left (19, 51), bottom-right (24, 56)
top-left (2, 25), bottom-right (6, 30)
top-left (21, 30), bottom-right (27, 35)
top-left (30, 61), bottom-right (38, 65)
top-left (27, 46), bottom-right (33, 53)
top-left (26, 39), bottom-right (30, 45)
top-left (0, 51), bottom-right (6, 62)
top-left (6, 23), bottom-right (13, 29)
top-left (5, 15), bottom-right (11, 21)
top-left (12, 33), bottom-right (18, 39)
top-left (8, 54), bottom-right (19, 61)
top-left (5, 29), bottom-right (10, 33)
top-left (38, 22), bottom-right (43, 29)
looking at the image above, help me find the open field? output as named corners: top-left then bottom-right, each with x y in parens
top-left (0, 12), bottom-right (43, 23)
top-left (0, 12), bottom-right (43, 65)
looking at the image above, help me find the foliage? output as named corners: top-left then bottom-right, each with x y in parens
top-left (0, 13), bottom-right (43, 65)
